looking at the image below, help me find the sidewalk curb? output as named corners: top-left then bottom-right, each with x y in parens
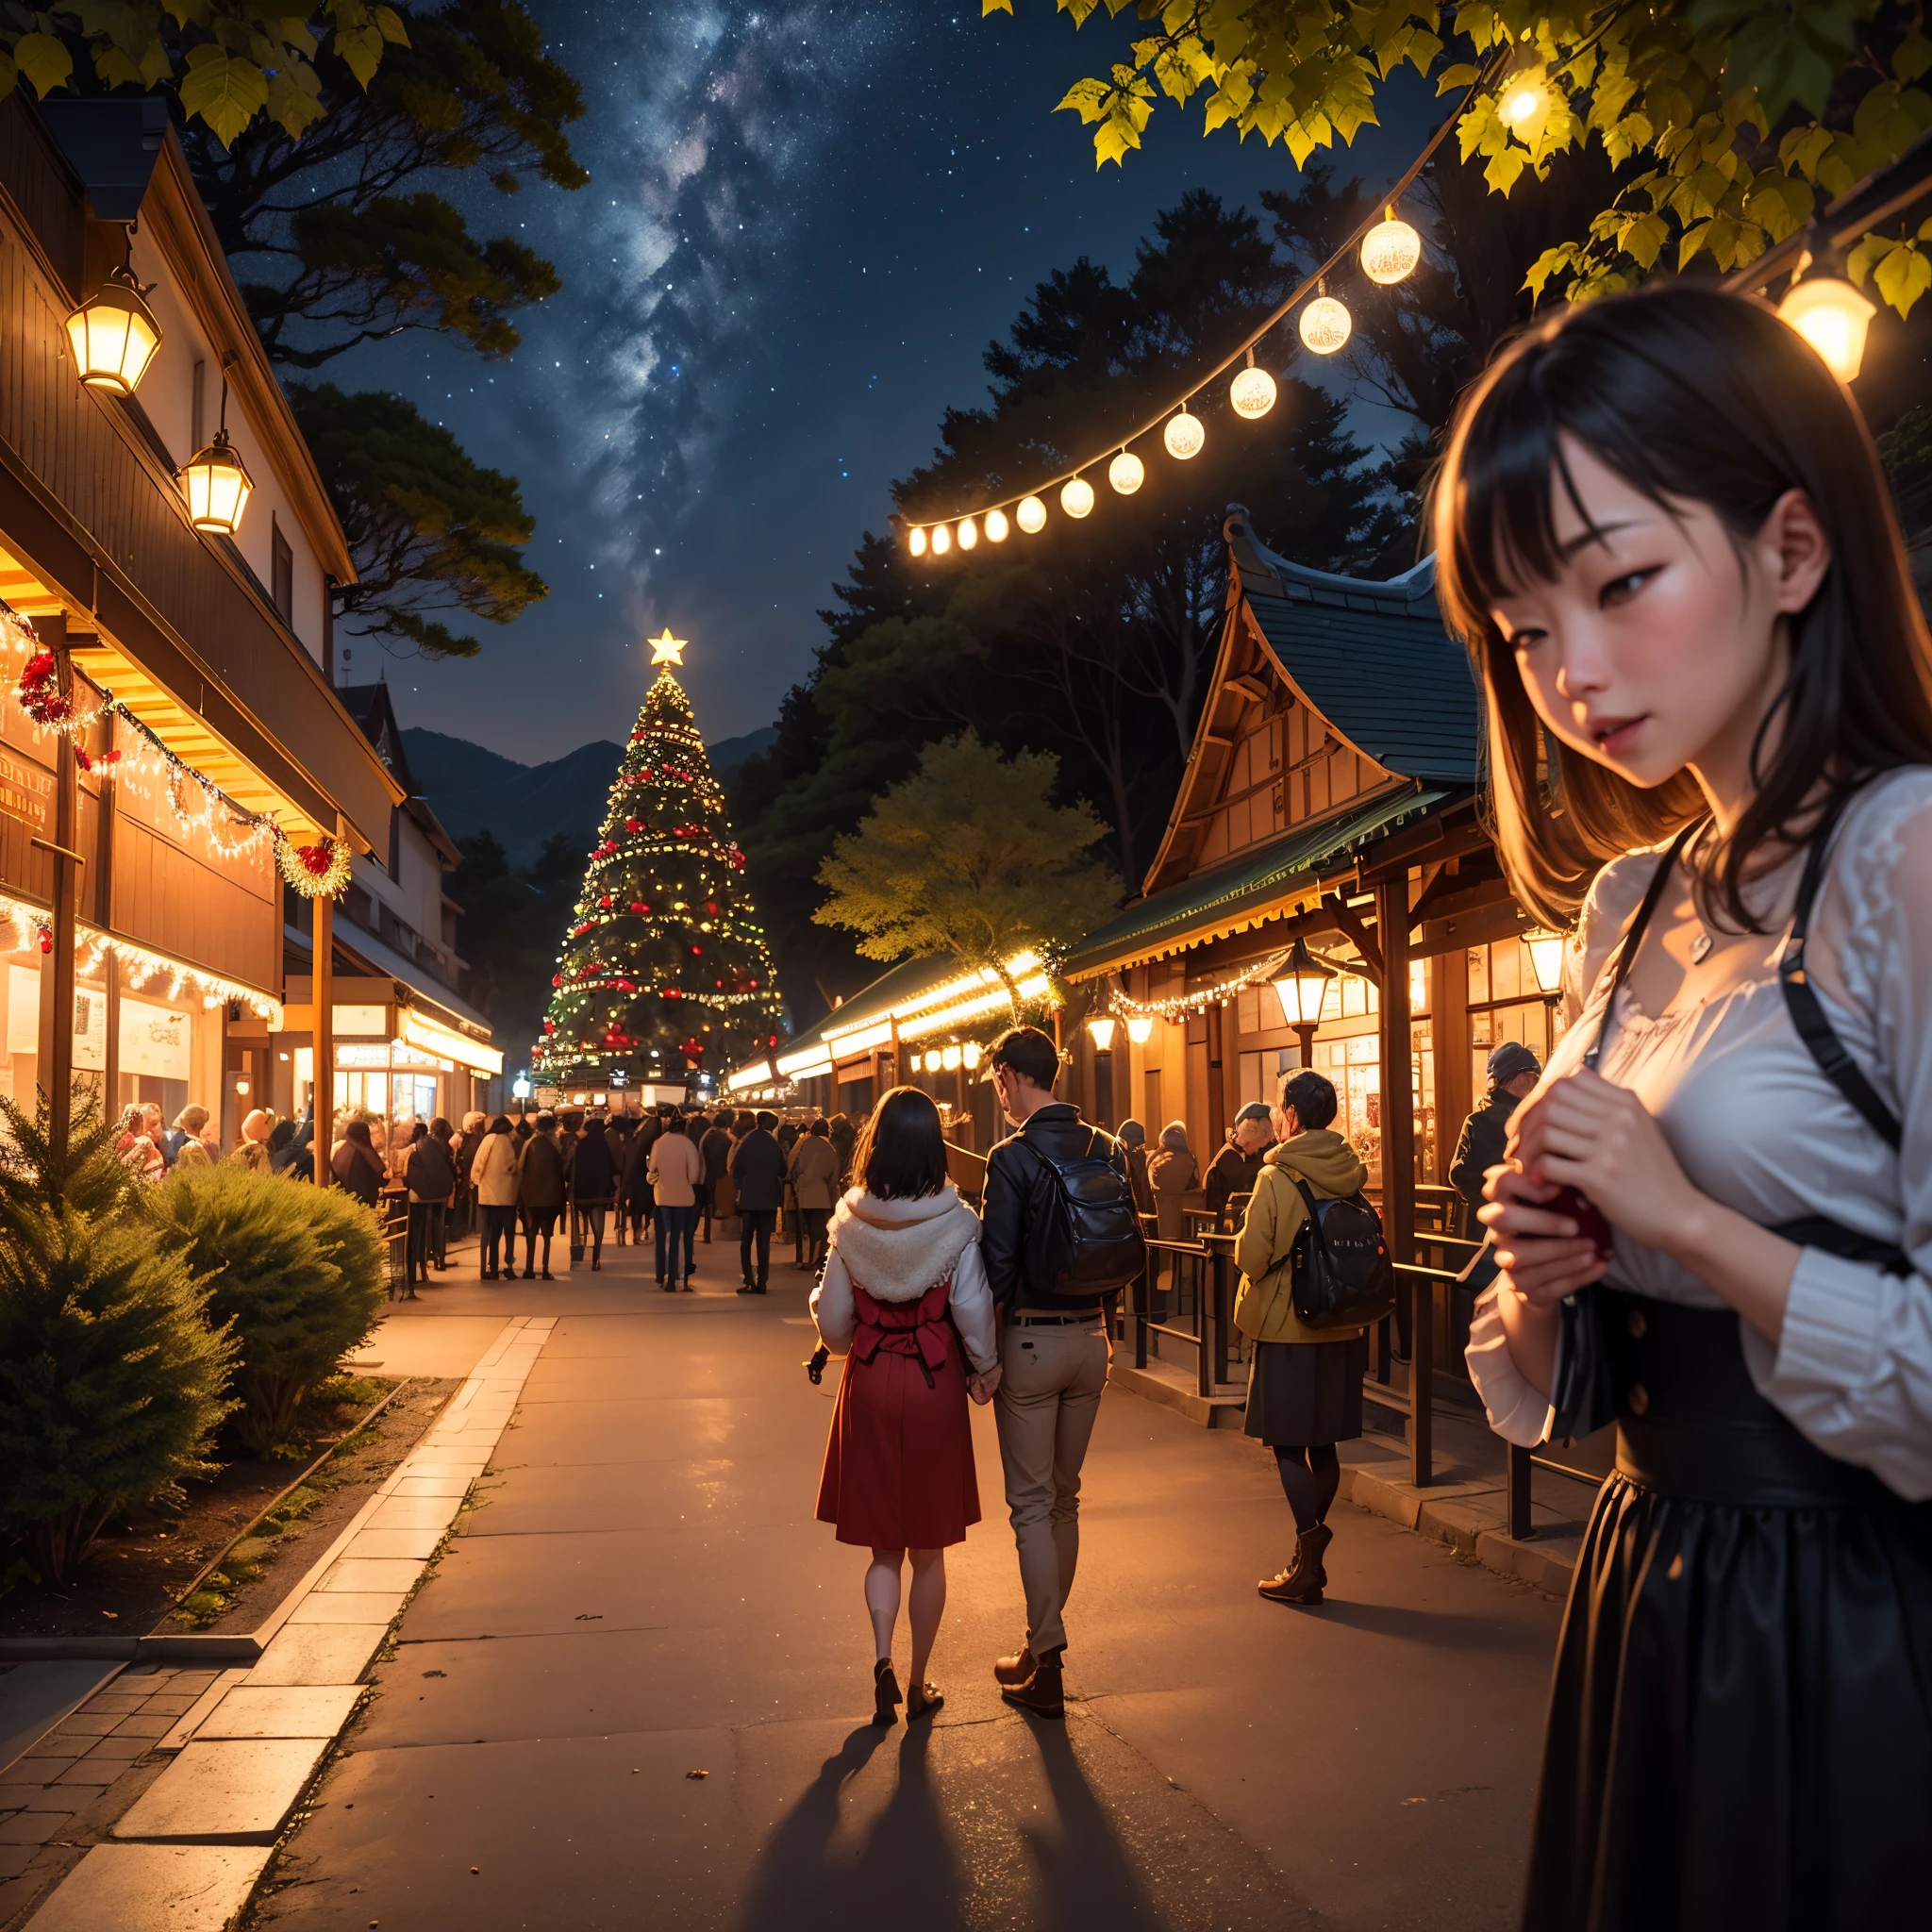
top-left (20, 1314), bottom-right (555, 1932)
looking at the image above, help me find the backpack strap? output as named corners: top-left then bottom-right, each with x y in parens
top-left (1777, 802), bottom-right (1903, 1151)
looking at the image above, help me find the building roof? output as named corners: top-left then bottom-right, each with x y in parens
top-left (1060, 780), bottom-right (1448, 979)
top-left (1227, 511), bottom-right (1479, 787)
top-left (774, 954), bottom-right (971, 1065)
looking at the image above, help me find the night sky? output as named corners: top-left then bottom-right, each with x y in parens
top-left (342, 4), bottom-right (1435, 762)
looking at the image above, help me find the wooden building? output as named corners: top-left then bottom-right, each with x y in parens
top-left (0, 96), bottom-right (400, 1141)
top-left (1058, 508), bottom-right (1568, 1256)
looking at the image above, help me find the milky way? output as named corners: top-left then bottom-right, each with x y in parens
top-left (343, 4), bottom-right (1430, 759)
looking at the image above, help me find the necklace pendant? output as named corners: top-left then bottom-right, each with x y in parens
top-left (1690, 931), bottom-right (1713, 965)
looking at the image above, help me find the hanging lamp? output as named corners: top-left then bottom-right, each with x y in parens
top-left (179, 374), bottom-right (253, 536)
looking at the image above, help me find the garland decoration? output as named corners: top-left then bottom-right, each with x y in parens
top-left (277, 834), bottom-right (353, 900)
top-left (17, 652), bottom-right (75, 726)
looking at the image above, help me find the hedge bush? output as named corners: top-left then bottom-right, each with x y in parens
top-left (0, 1089), bottom-right (236, 1583)
top-left (152, 1162), bottom-right (386, 1455)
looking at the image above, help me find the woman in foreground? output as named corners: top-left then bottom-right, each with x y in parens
top-left (810, 1087), bottom-right (999, 1725)
top-left (1440, 284), bottom-right (1932, 1929)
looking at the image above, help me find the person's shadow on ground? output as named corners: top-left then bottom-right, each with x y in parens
top-left (735, 1713), bottom-right (1171, 1932)
top-left (736, 1723), bottom-right (971, 1932)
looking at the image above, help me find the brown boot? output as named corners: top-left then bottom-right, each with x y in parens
top-left (1303, 1521), bottom-right (1333, 1589)
top-left (1000, 1650), bottom-right (1064, 1720)
top-left (993, 1646), bottom-right (1038, 1688)
top-left (1258, 1525), bottom-right (1330, 1605)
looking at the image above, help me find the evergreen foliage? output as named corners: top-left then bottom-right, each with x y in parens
top-left (152, 1164), bottom-right (386, 1457)
top-left (535, 669), bottom-right (785, 1089)
top-left (0, 1089), bottom-right (235, 1585)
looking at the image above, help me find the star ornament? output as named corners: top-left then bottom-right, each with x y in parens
top-left (647, 627), bottom-right (688, 666)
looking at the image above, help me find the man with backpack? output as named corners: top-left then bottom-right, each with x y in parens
top-left (979, 1024), bottom-right (1146, 1720)
top-left (1233, 1068), bottom-right (1392, 1607)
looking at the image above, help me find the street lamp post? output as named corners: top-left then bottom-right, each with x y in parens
top-left (1271, 938), bottom-right (1336, 1072)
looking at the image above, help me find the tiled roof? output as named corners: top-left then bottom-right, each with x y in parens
top-left (1060, 782), bottom-right (1448, 978)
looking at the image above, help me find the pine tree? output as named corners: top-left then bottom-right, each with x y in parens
top-left (533, 640), bottom-right (784, 1090)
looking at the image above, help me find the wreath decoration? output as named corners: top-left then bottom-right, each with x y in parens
top-left (276, 832), bottom-right (352, 899)
top-left (17, 651), bottom-right (72, 726)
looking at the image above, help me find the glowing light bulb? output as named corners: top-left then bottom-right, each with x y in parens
top-left (984, 507), bottom-right (1009, 541)
top-left (1125, 1013), bottom-right (1154, 1045)
top-left (1229, 362), bottom-right (1277, 420)
top-left (1163, 409), bottom-right (1204, 460)
top-left (1016, 494), bottom-right (1047, 534)
top-left (1108, 449), bottom-right (1144, 494)
top-left (1778, 275), bottom-right (1875, 383)
top-left (1300, 291), bottom-right (1352, 356)
top-left (931, 522), bottom-right (952, 556)
top-left (958, 516), bottom-right (977, 550)
top-left (1502, 82), bottom-right (1545, 125)
top-left (908, 525), bottom-right (927, 557)
top-left (1060, 476), bottom-right (1094, 519)
top-left (1361, 208), bottom-right (1423, 285)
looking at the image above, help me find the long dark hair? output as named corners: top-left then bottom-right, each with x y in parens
top-left (1432, 282), bottom-right (1932, 929)
top-left (850, 1087), bottom-right (949, 1200)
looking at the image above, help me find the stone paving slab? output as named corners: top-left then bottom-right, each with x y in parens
top-left (25, 1842), bottom-right (270, 1930)
top-left (196, 1687), bottom-right (363, 1740)
top-left (245, 1625), bottom-right (389, 1690)
top-left (315, 1558), bottom-right (425, 1594)
top-left (368, 1494), bottom-right (464, 1530)
top-left (287, 1590), bottom-right (411, 1627)
top-left (111, 1732), bottom-right (330, 1843)
top-left (390, 1475), bottom-right (473, 1498)
top-left (342, 1526), bottom-right (444, 1563)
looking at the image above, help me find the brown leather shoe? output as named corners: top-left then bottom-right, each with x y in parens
top-left (907, 1681), bottom-right (943, 1722)
top-left (1258, 1525), bottom-right (1330, 1605)
top-left (993, 1646), bottom-right (1038, 1688)
top-left (1001, 1656), bottom-right (1064, 1720)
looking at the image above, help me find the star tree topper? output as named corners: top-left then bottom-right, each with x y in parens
top-left (648, 627), bottom-right (687, 667)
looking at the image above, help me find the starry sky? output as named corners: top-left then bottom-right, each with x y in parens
top-left (343, 3), bottom-right (1435, 761)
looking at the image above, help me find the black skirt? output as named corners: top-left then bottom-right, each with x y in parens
top-left (1241, 1332), bottom-right (1367, 1446)
top-left (1524, 1291), bottom-right (1932, 1931)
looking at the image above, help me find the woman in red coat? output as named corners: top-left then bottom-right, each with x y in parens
top-left (811, 1087), bottom-right (1000, 1724)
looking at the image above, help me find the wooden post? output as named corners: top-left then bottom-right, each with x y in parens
top-left (1205, 1000), bottom-right (1228, 1152)
top-left (311, 819), bottom-right (339, 1190)
top-left (34, 616), bottom-right (79, 1171)
top-left (1376, 874), bottom-right (1427, 1487)
top-left (1434, 943), bottom-right (1473, 1224)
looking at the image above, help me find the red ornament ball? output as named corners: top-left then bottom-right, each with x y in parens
top-left (625, 817), bottom-right (642, 834)
top-left (630, 900), bottom-right (650, 915)
top-left (37, 925), bottom-right (52, 955)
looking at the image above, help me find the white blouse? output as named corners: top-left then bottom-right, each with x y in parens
top-left (810, 1241), bottom-right (999, 1374)
top-left (1466, 767), bottom-right (1932, 1500)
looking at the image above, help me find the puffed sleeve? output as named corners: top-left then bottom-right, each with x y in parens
top-left (947, 1239), bottom-right (999, 1374)
top-left (1757, 772), bottom-right (1932, 1500)
top-left (810, 1249), bottom-right (858, 1356)
top-left (1464, 1283), bottom-right (1556, 1446)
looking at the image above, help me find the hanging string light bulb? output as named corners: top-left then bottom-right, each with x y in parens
top-left (1360, 205), bottom-right (1423, 284)
top-left (1163, 407), bottom-right (1204, 460)
top-left (931, 522), bottom-right (952, 556)
top-left (1108, 448), bottom-right (1144, 494)
top-left (985, 507), bottom-right (1009, 541)
top-left (908, 525), bottom-right (928, 558)
top-left (1016, 494), bottom-right (1047, 534)
top-left (1299, 278), bottom-right (1352, 356)
top-left (958, 516), bottom-right (978, 550)
top-left (1229, 348), bottom-right (1277, 420)
top-left (1060, 475), bottom-right (1095, 519)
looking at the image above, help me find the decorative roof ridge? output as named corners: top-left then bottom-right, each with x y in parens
top-left (1224, 504), bottom-right (1437, 607)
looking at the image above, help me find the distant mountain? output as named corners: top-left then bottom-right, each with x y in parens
top-left (400, 722), bottom-right (774, 870)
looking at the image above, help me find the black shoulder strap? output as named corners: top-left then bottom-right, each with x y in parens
top-left (1778, 803), bottom-right (1903, 1151)
top-left (1581, 824), bottom-right (1698, 1074)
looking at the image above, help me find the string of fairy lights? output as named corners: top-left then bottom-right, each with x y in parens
top-left (897, 46), bottom-right (1521, 560)
top-left (0, 604), bottom-right (350, 896)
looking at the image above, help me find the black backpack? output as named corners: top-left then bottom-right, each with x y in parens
top-left (1289, 1179), bottom-right (1395, 1330)
top-left (1032, 1127), bottom-right (1147, 1298)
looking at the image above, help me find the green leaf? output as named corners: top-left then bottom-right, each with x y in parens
top-left (1897, 30), bottom-right (1932, 84)
top-left (1056, 75), bottom-right (1111, 123)
top-left (1619, 209), bottom-right (1668, 270)
top-left (1435, 59), bottom-right (1477, 94)
top-left (1522, 242), bottom-right (1581, 303)
top-left (179, 44), bottom-right (269, 146)
top-left (982, 0), bottom-right (1014, 12)
top-left (1875, 240), bottom-right (1932, 317)
top-left (11, 31), bottom-right (72, 99)
top-left (373, 4), bottom-right (409, 45)
top-left (1847, 230), bottom-right (1895, 289)
top-left (335, 22), bottom-right (383, 88)
top-left (267, 67), bottom-right (326, 140)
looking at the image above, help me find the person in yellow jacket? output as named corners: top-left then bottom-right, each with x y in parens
top-left (1233, 1068), bottom-right (1374, 1607)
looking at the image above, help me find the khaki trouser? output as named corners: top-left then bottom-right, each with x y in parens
top-left (994, 1318), bottom-right (1109, 1655)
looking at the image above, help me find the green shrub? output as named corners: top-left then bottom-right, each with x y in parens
top-left (0, 1091), bottom-right (236, 1583)
top-left (152, 1163), bottom-right (386, 1455)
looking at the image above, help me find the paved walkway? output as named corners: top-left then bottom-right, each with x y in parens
top-left (255, 1236), bottom-right (1563, 1931)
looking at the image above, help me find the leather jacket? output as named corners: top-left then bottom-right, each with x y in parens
top-left (980, 1101), bottom-right (1126, 1313)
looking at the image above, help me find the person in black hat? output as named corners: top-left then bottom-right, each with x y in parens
top-left (1449, 1041), bottom-right (1542, 1239)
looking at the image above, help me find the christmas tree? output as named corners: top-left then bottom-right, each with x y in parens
top-left (532, 631), bottom-right (784, 1090)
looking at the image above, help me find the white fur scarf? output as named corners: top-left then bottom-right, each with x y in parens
top-left (827, 1185), bottom-right (981, 1304)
